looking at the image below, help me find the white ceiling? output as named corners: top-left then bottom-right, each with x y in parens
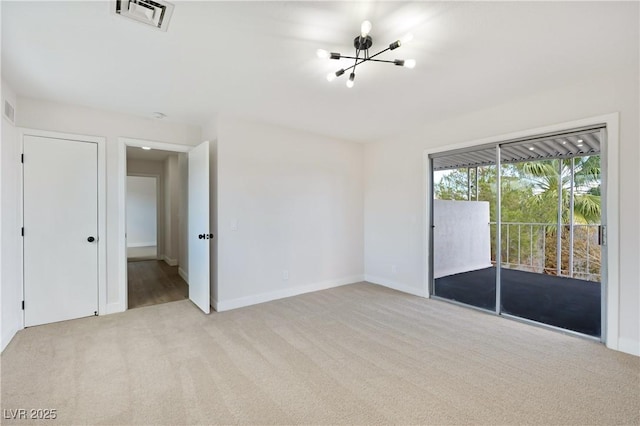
top-left (2, 1), bottom-right (638, 142)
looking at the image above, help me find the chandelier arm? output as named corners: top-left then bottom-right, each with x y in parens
top-left (340, 47), bottom-right (389, 61)
top-left (352, 47), bottom-right (361, 74)
top-left (339, 58), bottom-right (370, 74)
top-left (330, 43), bottom-right (398, 76)
top-left (336, 57), bottom-right (397, 64)
top-left (365, 46), bottom-right (391, 60)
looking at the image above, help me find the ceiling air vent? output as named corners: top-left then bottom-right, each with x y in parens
top-left (114, 0), bottom-right (174, 32)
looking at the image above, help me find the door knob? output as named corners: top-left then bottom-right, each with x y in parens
top-left (87, 236), bottom-right (96, 242)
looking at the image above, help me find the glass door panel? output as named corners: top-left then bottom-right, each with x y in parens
top-left (432, 149), bottom-right (497, 311)
top-left (499, 153), bottom-right (602, 337)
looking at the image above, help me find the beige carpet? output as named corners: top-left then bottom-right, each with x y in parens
top-left (1, 283), bottom-right (638, 425)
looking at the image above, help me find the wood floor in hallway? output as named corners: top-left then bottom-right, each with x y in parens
top-left (127, 260), bottom-right (188, 309)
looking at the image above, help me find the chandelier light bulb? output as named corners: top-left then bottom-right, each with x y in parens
top-left (316, 49), bottom-right (330, 59)
top-left (399, 33), bottom-right (414, 46)
top-left (326, 72), bottom-right (336, 82)
top-left (361, 20), bottom-right (372, 38)
top-left (404, 59), bottom-right (416, 69)
top-left (346, 73), bottom-right (355, 88)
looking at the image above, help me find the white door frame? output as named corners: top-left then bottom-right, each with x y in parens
top-left (19, 128), bottom-right (107, 321)
top-left (117, 137), bottom-right (192, 313)
top-left (422, 113), bottom-right (620, 351)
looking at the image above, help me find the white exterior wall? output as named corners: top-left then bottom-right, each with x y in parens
top-left (434, 200), bottom-right (491, 278)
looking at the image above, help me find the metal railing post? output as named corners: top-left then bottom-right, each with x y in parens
top-left (530, 224), bottom-right (533, 268)
top-left (569, 157), bottom-right (575, 277)
top-left (495, 148), bottom-right (501, 314)
top-left (518, 224), bottom-right (521, 265)
top-left (557, 159), bottom-right (563, 276)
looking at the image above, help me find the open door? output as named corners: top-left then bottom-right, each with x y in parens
top-left (188, 141), bottom-right (211, 313)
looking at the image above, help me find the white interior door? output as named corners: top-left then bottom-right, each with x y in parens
top-left (188, 141), bottom-right (211, 314)
top-left (23, 136), bottom-right (98, 326)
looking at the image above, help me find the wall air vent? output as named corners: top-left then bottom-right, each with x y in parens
top-left (3, 99), bottom-right (15, 124)
top-left (114, 0), bottom-right (174, 32)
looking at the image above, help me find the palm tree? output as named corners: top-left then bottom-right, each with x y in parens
top-left (519, 156), bottom-right (601, 224)
top-left (518, 156), bottom-right (601, 277)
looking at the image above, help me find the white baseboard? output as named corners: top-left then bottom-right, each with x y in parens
top-left (105, 301), bottom-right (126, 315)
top-left (618, 337), bottom-right (640, 357)
top-left (1, 326), bottom-right (20, 353)
top-left (163, 255), bottom-right (178, 266)
top-left (216, 275), bottom-right (364, 312)
top-left (178, 267), bottom-right (188, 284)
top-left (434, 263), bottom-right (493, 279)
top-left (364, 275), bottom-right (429, 298)
top-left (127, 242), bottom-right (156, 248)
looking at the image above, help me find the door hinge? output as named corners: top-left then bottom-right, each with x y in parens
top-left (21, 227), bottom-right (24, 237)
top-left (21, 154), bottom-right (24, 163)
top-left (21, 301), bottom-right (24, 310)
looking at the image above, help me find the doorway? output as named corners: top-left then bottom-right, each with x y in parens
top-left (125, 146), bottom-right (188, 309)
top-left (429, 125), bottom-right (608, 339)
top-left (118, 138), bottom-right (212, 314)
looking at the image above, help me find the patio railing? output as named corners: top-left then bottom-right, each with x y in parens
top-left (489, 222), bottom-right (601, 282)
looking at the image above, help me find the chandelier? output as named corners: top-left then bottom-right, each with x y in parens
top-left (317, 20), bottom-right (415, 88)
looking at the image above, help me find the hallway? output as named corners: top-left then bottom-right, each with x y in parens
top-left (127, 260), bottom-right (188, 309)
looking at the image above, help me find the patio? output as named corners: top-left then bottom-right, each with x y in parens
top-left (434, 267), bottom-right (601, 337)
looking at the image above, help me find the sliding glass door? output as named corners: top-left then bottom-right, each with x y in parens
top-left (430, 127), bottom-right (605, 338)
top-left (431, 147), bottom-right (497, 311)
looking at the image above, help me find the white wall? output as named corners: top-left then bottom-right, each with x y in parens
top-left (364, 67), bottom-right (640, 355)
top-left (127, 155), bottom-right (181, 263)
top-left (215, 115), bottom-right (364, 310)
top-left (177, 152), bottom-right (189, 280)
top-left (1, 79), bottom-right (21, 352)
top-left (126, 176), bottom-right (157, 247)
top-left (434, 200), bottom-right (491, 278)
top-left (127, 158), bottom-right (165, 257)
top-left (14, 98), bottom-right (201, 313)
top-left (164, 154), bottom-right (180, 265)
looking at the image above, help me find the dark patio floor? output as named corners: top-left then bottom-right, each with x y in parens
top-left (434, 267), bottom-right (601, 337)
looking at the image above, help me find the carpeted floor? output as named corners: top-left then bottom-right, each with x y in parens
top-left (1, 283), bottom-right (638, 425)
top-left (435, 267), bottom-right (601, 337)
